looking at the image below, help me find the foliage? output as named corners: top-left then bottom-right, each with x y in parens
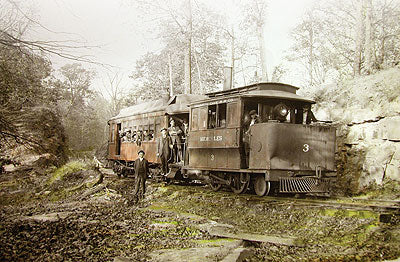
top-left (0, 41), bottom-right (68, 163)
top-left (358, 178), bottom-right (400, 199)
top-left (0, 1), bottom-right (69, 164)
top-left (48, 63), bottom-right (106, 152)
top-left (127, 0), bottom-right (227, 103)
top-left (0, 46), bottom-right (56, 109)
top-left (289, 0), bottom-right (400, 86)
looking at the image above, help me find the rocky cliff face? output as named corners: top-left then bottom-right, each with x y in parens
top-left (1, 107), bottom-right (68, 169)
top-left (299, 67), bottom-right (400, 194)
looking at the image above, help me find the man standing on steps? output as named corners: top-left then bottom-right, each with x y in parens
top-left (157, 128), bottom-right (173, 176)
top-left (133, 150), bottom-right (149, 201)
top-left (168, 118), bottom-right (183, 163)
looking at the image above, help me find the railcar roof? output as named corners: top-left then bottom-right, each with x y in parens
top-left (109, 94), bottom-right (208, 121)
top-left (109, 98), bottom-right (168, 121)
top-left (200, 82), bottom-right (315, 104)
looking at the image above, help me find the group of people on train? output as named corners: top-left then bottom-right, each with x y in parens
top-left (119, 129), bottom-right (154, 144)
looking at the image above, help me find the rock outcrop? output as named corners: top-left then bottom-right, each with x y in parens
top-left (300, 67), bottom-right (400, 193)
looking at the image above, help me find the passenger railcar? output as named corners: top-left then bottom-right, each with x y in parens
top-left (107, 94), bottom-right (206, 177)
top-left (107, 82), bottom-right (336, 196)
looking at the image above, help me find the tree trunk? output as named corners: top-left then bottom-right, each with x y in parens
top-left (184, 0), bottom-right (192, 94)
top-left (364, 0), bottom-right (373, 74)
top-left (168, 53), bottom-right (173, 98)
top-left (231, 25), bottom-right (235, 89)
top-left (258, 26), bottom-right (268, 82)
top-left (353, 0), bottom-right (364, 76)
top-left (308, 19), bottom-right (314, 86)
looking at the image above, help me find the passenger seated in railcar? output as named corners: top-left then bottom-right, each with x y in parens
top-left (120, 129), bottom-right (127, 142)
top-left (142, 130), bottom-right (149, 141)
top-left (126, 129), bottom-right (132, 142)
top-left (136, 130), bottom-right (143, 146)
top-left (148, 130), bottom-right (154, 140)
top-left (132, 131), bottom-right (137, 143)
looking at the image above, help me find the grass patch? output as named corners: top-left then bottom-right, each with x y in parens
top-left (47, 160), bottom-right (87, 185)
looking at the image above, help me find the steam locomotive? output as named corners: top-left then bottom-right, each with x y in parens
top-left (107, 82), bottom-right (336, 196)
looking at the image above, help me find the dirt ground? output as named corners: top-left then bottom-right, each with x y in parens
top-left (1, 161), bottom-right (400, 261)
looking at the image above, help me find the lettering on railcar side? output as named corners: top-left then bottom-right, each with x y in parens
top-left (200, 136), bottom-right (223, 142)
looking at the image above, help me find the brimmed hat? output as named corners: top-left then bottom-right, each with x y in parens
top-left (137, 150), bottom-right (145, 155)
top-left (160, 128), bottom-right (168, 132)
top-left (169, 118), bottom-right (175, 122)
top-left (249, 110), bottom-right (257, 116)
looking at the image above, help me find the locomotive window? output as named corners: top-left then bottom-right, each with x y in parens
top-left (208, 105), bottom-right (216, 129)
top-left (217, 103), bottom-right (226, 128)
top-left (208, 103), bottom-right (227, 129)
top-left (227, 102), bottom-right (239, 127)
top-left (199, 107), bottom-right (208, 130)
top-left (191, 108), bottom-right (199, 131)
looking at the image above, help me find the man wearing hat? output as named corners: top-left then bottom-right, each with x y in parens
top-left (249, 110), bottom-right (259, 126)
top-left (168, 118), bottom-right (183, 163)
top-left (133, 150), bottom-right (149, 200)
top-left (157, 128), bottom-right (173, 175)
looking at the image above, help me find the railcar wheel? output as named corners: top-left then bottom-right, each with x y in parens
top-left (230, 173), bottom-right (250, 194)
top-left (254, 175), bottom-right (270, 196)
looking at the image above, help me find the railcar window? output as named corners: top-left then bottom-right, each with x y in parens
top-left (110, 124), bottom-right (115, 142)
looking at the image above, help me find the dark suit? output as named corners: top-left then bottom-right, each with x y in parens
top-left (133, 158), bottom-right (149, 197)
top-left (168, 125), bottom-right (183, 162)
top-left (157, 135), bottom-right (172, 174)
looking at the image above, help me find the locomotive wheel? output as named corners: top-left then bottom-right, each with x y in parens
top-left (254, 175), bottom-right (270, 196)
top-left (209, 181), bottom-right (222, 191)
top-left (230, 173), bottom-right (250, 194)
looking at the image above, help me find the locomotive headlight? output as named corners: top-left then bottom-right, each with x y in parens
top-left (274, 103), bottom-right (289, 121)
top-left (279, 107), bottom-right (288, 116)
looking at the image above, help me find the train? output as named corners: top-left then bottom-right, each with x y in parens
top-left (107, 82), bottom-right (336, 196)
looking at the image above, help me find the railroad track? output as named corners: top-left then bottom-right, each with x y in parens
top-left (257, 195), bottom-right (400, 213)
top-left (99, 167), bottom-right (400, 217)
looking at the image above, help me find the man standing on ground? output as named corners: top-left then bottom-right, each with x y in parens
top-left (133, 150), bottom-right (148, 200)
top-left (157, 128), bottom-right (173, 176)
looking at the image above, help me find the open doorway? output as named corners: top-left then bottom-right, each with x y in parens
top-left (116, 123), bottom-right (121, 155)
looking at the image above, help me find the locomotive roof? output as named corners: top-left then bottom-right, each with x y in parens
top-left (203, 82), bottom-right (315, 104)
top-left (109, 94), bottom-right (208, 121)
top-left (165, 94), bottom-right (208, 114)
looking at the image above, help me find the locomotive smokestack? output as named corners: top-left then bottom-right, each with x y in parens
top-left (223, 66), bottom-right (233, 90)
